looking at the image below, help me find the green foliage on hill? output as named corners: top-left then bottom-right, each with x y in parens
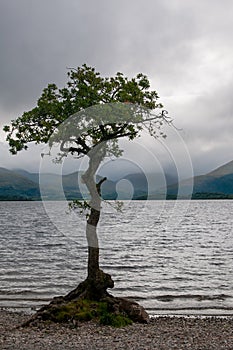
top-left (0, 167), bottom-right (40, 200)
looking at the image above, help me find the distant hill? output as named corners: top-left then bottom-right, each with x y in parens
top-left (0, 167), bottom-right (40, 200)
top-left (119, 172), bottom-right (177, 199)
top-left (62, 172), bottom-right (117, 200)
top-left (3, 160), bottom-right (233, 200)
top-left (167, 160), bottom-right (233, 198)
top-left (207, 160), bottom-right (233, 177)
top-left (14, 169), bottom-right (117, 200)
top-left (9, 168), bottom-right (177, 200)
top-left (13, 169), bottom-right (40, 183)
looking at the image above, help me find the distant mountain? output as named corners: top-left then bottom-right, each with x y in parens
top-left (120, 172), bottom-right (177, 199)
top-left (14, 169), bottom-right (117, 200)
top-left (13, 169), bottom-right (40, 183)
top-left (4, 160), bottom-right (233, 201)
top-left (0, 167), bottom-right (40, 200)
top-left (9, 168), bottom-right (177, 200)
top-left (207, 160), bottom-right (233, 177)
top-left (167, 160), bottom-right (233, 198)
top-left (62, 172), bottom-right (117, 200)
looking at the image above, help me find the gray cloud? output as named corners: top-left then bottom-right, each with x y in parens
top-left (0, 0), bottom-right (233, 175)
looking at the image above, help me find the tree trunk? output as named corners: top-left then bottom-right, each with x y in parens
top-left (87, 208), bottom-right (100, 279)
top-left (79, 144), bottom-right (114, 299)
top-left (23, 143), bottom-right (149, 325)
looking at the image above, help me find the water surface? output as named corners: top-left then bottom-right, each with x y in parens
top-left (0, 200), bottom-right (232, 316)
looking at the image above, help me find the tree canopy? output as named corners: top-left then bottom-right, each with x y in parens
top-left (4, 64), bottom-right (168, 157)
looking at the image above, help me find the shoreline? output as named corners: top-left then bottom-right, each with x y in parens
top-left (1, 309), bottom-right (233, 349)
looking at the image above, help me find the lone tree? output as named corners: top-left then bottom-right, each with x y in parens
top-left (4, 64), bottom-right (169, 324)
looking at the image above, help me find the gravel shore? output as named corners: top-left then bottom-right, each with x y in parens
top-left (0, 309), bottom-right (233, 349)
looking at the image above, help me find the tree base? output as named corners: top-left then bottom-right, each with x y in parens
top-left (23, 271), bottom-right (149, 327)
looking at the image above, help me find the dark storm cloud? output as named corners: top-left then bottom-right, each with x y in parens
top-left (0, 0), bottom-right (232, 107)
top-left (0, 0), bottom-right (233, 174)
top-left (0, 0), bottom-right (122, 120)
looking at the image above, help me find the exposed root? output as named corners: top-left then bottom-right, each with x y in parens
top-left (22, 272), bottom-right (149, 327)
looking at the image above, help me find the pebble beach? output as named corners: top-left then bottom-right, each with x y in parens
top-left (0, 310), bottom-right (233, 349)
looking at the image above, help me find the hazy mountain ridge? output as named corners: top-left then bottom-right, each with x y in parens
top-left (207, 160), bottom-right (233, 177)
top-left (8, 169), bottom-right (118, 200)
top-left (167, 160), bottom-right (233, 198)
top-left (0, 160), bottom-right (233, 200)
top-left (0, 167), bottom-right (40, 200)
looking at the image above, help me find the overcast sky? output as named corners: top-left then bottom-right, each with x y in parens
top-left (0, 0), bottom-right (233, 177)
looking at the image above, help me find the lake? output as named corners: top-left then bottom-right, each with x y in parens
top-left (0, 200), bottom-right (233, 316)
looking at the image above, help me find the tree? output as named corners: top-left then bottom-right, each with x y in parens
top-left (4, 64), bottom-right (169, 324)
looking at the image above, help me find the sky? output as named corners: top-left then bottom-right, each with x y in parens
top-left (0, 0), bottom-right (233, 178)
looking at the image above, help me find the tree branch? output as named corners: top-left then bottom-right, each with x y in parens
top-left (96, 177), bottom-right (107, 195)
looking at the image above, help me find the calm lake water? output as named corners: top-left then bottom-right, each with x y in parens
top-left (0, 200), bottom-right (233, 316)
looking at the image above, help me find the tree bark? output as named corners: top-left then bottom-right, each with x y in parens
top-left (87, 209), bottom-right (100, 279)
top-left (80, 143), bottom-right (114, 298)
